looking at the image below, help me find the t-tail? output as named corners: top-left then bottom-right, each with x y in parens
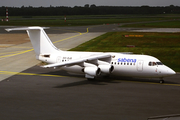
top-left (6, 26), bottom-right (61, 56)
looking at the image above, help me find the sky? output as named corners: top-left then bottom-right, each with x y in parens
top-left (1, 0), bottom-right (180, 7)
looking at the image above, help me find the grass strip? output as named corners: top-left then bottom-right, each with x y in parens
top-left (70, 32), bottom-right (180, 72)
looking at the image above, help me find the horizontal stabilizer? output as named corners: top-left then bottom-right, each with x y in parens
top-left (5, 26), bottom-right (49, 32)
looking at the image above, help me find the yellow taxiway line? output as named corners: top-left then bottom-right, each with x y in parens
top-left (0, 27), bottom-right (89, 79)
top-left (0, 49), bottom-right (34, 59)
top-left (0, 50), bottom-right (30, 55)
top-left (0, 28), bottom-right (89, 59)
top-left (0, 70), bottom-right (65, 78)
top-left (0, 70), bottom-right (179, 87)
top-left (53, 28), bottom-right (89, 44)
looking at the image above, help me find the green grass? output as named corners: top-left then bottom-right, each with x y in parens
top-left (121, 20), bottom-right (180, 28)
top-left (0, 14), bottom-right (179, 26)
top-left (1, 14), bottom-right (180, 71)
top-left (70, 32), bottom-right (180, 72)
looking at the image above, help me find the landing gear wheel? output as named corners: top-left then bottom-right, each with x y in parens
top-left (159, 80), bottom-right (164, 84)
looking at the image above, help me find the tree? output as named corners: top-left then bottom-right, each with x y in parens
top-left (90, 4), bottom-right (96, 8)
top-left (84, 4), bottom-right (89, 8)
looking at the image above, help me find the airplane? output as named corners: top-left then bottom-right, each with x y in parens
top-left (6, 26), bottom-right (176, 83)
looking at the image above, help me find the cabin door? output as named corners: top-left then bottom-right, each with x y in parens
top-left (137, 60), bottom-right (144, 71)
top-left (56, 56), bottom-right (61, 63)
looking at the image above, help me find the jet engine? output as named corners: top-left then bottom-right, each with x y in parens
top-left (83, 66), bottom-right (101, 76)
top-left (98, 64), bottom-right (114, 74)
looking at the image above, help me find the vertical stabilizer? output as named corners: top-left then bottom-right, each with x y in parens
top-left (6, 27), bottom-right (60, 55)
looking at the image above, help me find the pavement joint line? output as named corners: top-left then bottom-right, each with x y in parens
top-left (0, 28), bottom-right (89, 59)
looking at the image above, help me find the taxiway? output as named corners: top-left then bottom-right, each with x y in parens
top-left (0, 25), bottom-right (180, 120)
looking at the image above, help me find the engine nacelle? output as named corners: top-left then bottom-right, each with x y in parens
top-left (98, 64), bottom-right (114, 74)
top-left (83, 66), bottom-right (101, 76)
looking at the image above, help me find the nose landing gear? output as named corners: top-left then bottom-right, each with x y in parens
top-left (159, 78), bottom-right (164, 84)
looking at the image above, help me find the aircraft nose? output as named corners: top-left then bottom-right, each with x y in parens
top-left (167, 68), bottom-right (176, 75)
top-left (159, 66), bottom-right (176, 77)
top-left (163, 66), bottom-right (176, 76)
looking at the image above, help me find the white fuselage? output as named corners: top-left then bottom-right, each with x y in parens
top-left (38, 51), bottom-right (175, 78)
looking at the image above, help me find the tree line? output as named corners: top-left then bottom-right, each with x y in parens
top-left (0, 5), bottom-right (180, 16)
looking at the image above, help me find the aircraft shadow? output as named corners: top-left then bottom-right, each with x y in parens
top-left (110, 76), bottom-right (178, 84)
top-left (43, 70), bottom-right (178, 88)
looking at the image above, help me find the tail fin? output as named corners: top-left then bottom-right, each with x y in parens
top-left (6, 26), bottom-right (60, 55)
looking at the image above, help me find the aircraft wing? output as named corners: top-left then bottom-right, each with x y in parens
top-left (42, 54), bottom-right (112, 68)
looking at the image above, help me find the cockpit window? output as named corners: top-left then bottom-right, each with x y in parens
top-left (149, 61), bottom-right (163, 66)
top-left (156, 62), bottom-right (163, 65)
top-left (148, 62), bottom-right (157, 66)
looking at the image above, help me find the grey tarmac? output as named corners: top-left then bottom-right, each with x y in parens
top-left (0, 25), bottom-right (180, 120)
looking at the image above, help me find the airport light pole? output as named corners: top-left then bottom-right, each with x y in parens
top-left (6, 7), bottom-right (8, 22)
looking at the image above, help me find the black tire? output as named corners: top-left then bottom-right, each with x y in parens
top-left (159, 80), bottom-right (164, 84)
top-left (87, 78), bottom-right (95, 81)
